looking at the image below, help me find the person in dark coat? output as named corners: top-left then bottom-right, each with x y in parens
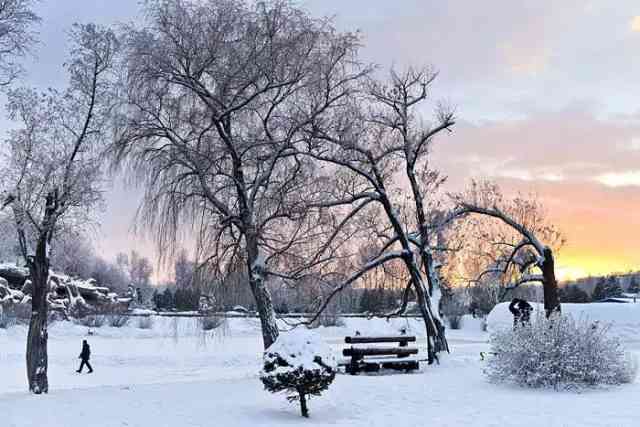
top-left (517, 299), bottom-right (533, 324)
top-left (509, 298), bottom-right (533, 327)
top-left (76, 339), bottom-right (93, 373)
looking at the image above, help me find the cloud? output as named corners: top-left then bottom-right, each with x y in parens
top-left (429, 108), bottom-right (640, 276)
top-left (434, 107), bottom-right (640, 188)
top-left (499, 42), bottom-right (550, 75)
top-left (595, 171), bottom-right (640, 187)
top-left (631, 16), bottom-right (640, 32)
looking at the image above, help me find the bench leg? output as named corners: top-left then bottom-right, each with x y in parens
top-left (348, 356), bottom-right (359, 375)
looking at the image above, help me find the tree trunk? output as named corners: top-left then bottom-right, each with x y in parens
top-left (26, 237), bottom-right (50, 394)
top-left (541, 247), bottom-right (561, 318)
top-left (245, 229), bottom-right (279, 350)
top-left (298, 390), bottom-right (309, 418)
top-left (412, 279), bottom-right (438, 364)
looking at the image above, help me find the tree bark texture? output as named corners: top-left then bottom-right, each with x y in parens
top-left (541, 247), bottom-right (561, 318)
top-left (299, 390), bottom-right (309, 418)
top-left (26, 237), bottom-right (50, 394)
top-left (246, 229), bottom-right (279, 349)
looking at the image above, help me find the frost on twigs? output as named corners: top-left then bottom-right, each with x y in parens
top-left (260, 329), bottom-right (336, 418)
top-left (485, 312), bottom-right (638, 390)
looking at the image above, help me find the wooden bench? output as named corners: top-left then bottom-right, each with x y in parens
top-left (341, 335), bottom-right (420, 375)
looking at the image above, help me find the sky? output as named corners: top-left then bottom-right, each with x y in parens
top-left (12, 0), bottom-right (640, 282)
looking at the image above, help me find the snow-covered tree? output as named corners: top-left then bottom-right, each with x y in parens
top-left (0, 0), bottom-right (39, 86)
top-left (113, 0), bottom-right (366, 349)
top-left (260, 328), bottom-right (336, 418)
top-left (449, 181), bottom-right (564, 317)
top-left (0, 24), bottom-right (119, 394)
top-left (301, 67), bottom-right (454, 363)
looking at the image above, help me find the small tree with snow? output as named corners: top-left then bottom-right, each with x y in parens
top-left (485, 313), bottom-right (637, 389)
top-left (260, 329), bottom-right (336, 418)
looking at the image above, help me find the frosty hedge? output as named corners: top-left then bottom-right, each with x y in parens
top-left (260, 329), bottom-right (336, 417)
top-left (485, 313), bottom-right (637, 389)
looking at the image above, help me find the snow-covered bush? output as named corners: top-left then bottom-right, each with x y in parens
top-left (310, 313), bottom-right (344, 328)
top-left (0, 305), bottom-right (18, 328)
top-left (485, 313), bottom-right (637, 389)
top-left (198, 315), bottom-right (225, 331)
top-left (260, 329), bottom-right (336, 418)
top-left (75, 314), bottom-right (106, 328)
top-left (136, 316), bottom-right (154, 329)
top-left (106, 314), bottom-right (129, 328)
top-left (446, 315), bottom-right (463, 330)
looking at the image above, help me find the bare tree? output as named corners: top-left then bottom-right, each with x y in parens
top-left (174, 248), bottom-right (194, 289)
top-left (449, 181), bottom-right (564, 317)
top-left (0, 0), bottom-right (39, 85)
top-left (300, 67), bottom-right (455, 363)
top-left (128, 250), bottom-right (153, 288)
top-left (112, 0), bottom-right (367, 349)
top-left (0, 24), bottom-right (119, 393)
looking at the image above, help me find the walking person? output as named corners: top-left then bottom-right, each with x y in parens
top-left (76, 339), bottom-right (93, 373)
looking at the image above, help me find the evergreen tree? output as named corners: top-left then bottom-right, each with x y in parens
top-left (628, 276), bottom-right (640, 294)
top-left (152, 289), bottom-right (161, 310)
top-left (591, 280), bottom-right (607, 301)
top-left (359, 289), bottom-right (372, 313)
top-left (559, 285), bottom-right (590, 303)
top-left (605, 276), bottom-right (623, 298)
top-left (162, 288), bottom-right (175, 310)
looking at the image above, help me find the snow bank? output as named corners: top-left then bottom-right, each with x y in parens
top-left (488, 302), bottom-right (640, 341)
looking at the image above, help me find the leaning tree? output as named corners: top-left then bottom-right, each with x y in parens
top-left (113, 0), bottom-right (368, 349)
top-left (300, 67), bottom-right (455, 364)
top-left (0, 24), bottom-right (119, 393)
top-left (448, 181), bottom-right (564, 317)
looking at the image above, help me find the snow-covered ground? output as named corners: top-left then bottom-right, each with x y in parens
top-left (1, 312), bottom-right (639, 427)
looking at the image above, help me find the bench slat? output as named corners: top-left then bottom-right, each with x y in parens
top-left (345, 336), bottom-right (416, 344)
top-left (338, 357), bottom-right (420, 366)
top-left (343, 347), bottom-right (418, 357)
top-left (344, 360), bottom-right (420, 374)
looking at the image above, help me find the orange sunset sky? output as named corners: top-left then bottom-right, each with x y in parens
top-left (14, 0), bottom-right (640, 282)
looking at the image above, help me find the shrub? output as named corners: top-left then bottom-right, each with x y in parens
top-left (0, 305), bottom-right (18, 328)
top-left (75, 314), bottom-right (106, 328)
top-left (309, 313), bottom-right (344, 329)
top-left (260, 329), bottom-right (336, 418)
top-left (136, 316), bottom-right (154, 329)
top-left (485, 313), bottom-right (637, 390)
top-left (440, 287), bottom-right (467, 330)
top-left (106, 314), bottom-right (129, 328)
top-left (447, 315), bottom-right (463, 330)
top-left (199, 315), bottom-right (225, 331)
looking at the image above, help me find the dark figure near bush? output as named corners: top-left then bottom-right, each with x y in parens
top-left (508, 298), bottom-right (533, 327)
top-left (76, 340), bottom-right (93, 373)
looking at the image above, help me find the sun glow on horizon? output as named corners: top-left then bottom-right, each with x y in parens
top-left (556, 252), bottom-right (639, 282)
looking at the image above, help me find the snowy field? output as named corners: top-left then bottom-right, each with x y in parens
top-left (2, 309), bottom-right (640, 427)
